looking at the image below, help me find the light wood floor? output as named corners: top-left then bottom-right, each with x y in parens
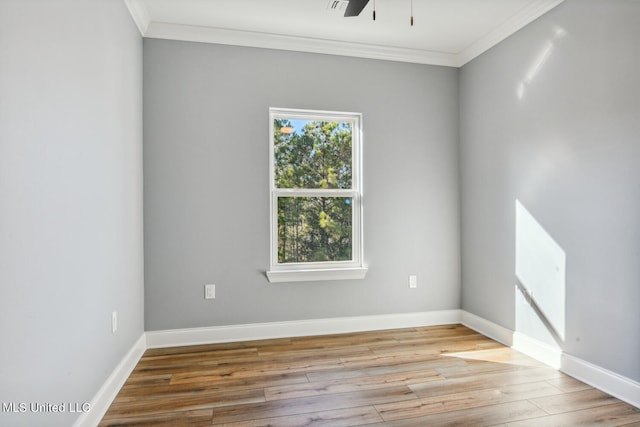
top-left (100, 324), bottom-right (640, 426)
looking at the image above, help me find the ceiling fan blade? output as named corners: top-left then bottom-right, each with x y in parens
top-left (344, 0), bottom-right (370, 17)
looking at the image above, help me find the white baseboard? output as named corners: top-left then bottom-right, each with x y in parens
top-left (512, 331), bottom-right (562, 369)
top-left (73, 333), bottom-right (147, 427)
top-left (461, 310), bottom-right (639, 409)
top-left (72, 311), bottom-right (462, 426)
top-left (462, 311), bottom-right (562, 368)
top-left (145, 310), bottom-right (463, 349)
top-left (562, 353), bottom-right (640, 409)
top-left (460, 310), bottom-right (514, 347)
top-left (77, 310), bottom-right (640, 427)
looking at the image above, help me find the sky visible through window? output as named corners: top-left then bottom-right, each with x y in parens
top-left (288, 119), bottom-right (310, 135)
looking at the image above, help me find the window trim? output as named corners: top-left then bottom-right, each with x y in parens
top-left (267, 107), bottom-right (367, 283)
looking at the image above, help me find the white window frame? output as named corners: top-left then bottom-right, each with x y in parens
top-left (267, 107), bottom-right (367, 283)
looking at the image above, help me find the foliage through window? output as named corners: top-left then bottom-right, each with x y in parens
top-left (268, 108), bottom-right (366, 282)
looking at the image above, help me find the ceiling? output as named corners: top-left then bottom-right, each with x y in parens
top-left (125, 0), bottom-right (565, 67)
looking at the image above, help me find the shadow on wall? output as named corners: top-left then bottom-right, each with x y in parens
top-left (515, 200), bottom-right (566, 359)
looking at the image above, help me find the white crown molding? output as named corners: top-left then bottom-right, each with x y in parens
top-left (144, 22), bottom-right (458, 67)
top-left (127, 0), bottom-right (564, 68)
top-left (124, 0), bottom-right (151, 35)
top-left (72, 333), bottom-right (146, 427)
top-left (146, 310), bottom-right (462, 348)
top-left (455, 0), bottom-right (566, 66)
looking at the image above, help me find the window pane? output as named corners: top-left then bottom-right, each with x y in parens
top-left (277, 196), bottom-right (353, 263)
top-left (274, 119), bottom-right (352, 189)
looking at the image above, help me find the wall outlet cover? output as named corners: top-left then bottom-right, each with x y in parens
top-left (111, 311), bottom-right (118, 333)
top-left (409, 275), bottom-right (417, 288)
top-left (205, 284), bottom-right (216, 299)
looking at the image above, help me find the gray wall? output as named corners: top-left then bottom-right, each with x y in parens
top-left (0, 1), bottom-right (144, 426)
top-left (143, 40), bottom-right (461, 330)
top-left (460, 0), bottom-right (640, 382)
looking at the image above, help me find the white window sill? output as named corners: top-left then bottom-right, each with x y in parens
top-left (266, 267), bottom-right (368, 283)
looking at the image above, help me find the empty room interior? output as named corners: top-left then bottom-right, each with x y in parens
top-left (1, 0), bottom-right (639, 426)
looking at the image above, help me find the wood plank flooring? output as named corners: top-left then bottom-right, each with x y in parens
top-left (100, 324), bottom-right (640, 426)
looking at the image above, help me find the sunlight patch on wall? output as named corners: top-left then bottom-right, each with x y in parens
top-left (517, 27), bottom-right (567, 100)
top-left (515, 200), bottom-right (566, 348)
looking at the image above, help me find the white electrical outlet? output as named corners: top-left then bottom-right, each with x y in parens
top-left (205, 284), bottom-right (216, 299)
top-left (111, 311), bottom-right (118, 333)
top-left (409, 275), bottom-right (417, 288)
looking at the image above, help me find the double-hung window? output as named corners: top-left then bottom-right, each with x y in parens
top-left (267, 108), bottom-right (367, 283)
